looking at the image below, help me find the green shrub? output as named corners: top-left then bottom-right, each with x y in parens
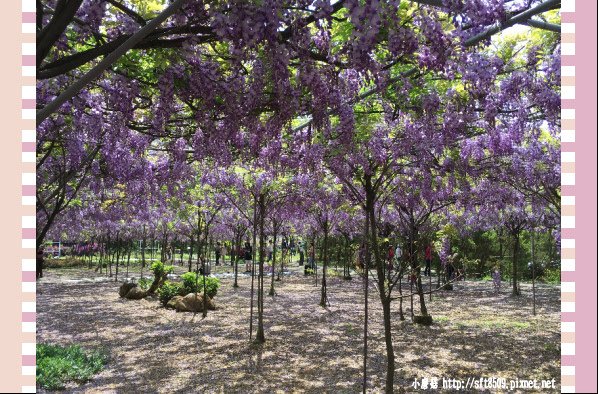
top-left (150, 261), bottom-right (174, 277)
top-left (37, 343), bottom-right (107, 390)
top-left (138, 277), bottom-right (152, 291)
top-left (158, 281), bottom-right (182, 306)
top-left (180, 272), bottom-right (220, 298)
top-left (542, 267), bottom-right (560, 284)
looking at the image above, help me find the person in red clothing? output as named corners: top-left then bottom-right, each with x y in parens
top-left (424, 243), bottom-right (433, 277)
top-left (387, 244), bottom-right (395, 274)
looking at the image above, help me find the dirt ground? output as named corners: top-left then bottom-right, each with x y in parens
top-left (37, 264), bottom-right (561, 393)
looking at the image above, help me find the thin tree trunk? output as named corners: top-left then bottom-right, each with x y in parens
top-left (233, 232), bottom-right (241, 288)
top-left (115, 238), bottom-right (121, 282)
top-left (107, 236), bottom-right (113, 277)
top-left (362, 206), bottom-right (370, 394)
top-left (125, 242), bottom-right (131, 278)
top-left (410, 276), bottom-right (414, 321)
top-left (381, 297), bottom-right (394, 394)
top-left (531, 229), bottom-right (536, 316)
top-left (398, 270), bottom-right (405, 321)
top-left (249, 195), bottom-right (258, 340)
top-left (367, 195), bottom-right (395, 394)
top-left (314, 236), bottom-right (319, 287)
top-left (269, 222), bottom-right (278, 296)
top-left (96, 238), bottom-right (103, 273)
top-left (429, 269), bottom-right (432, 302)
top-left (140, 227), bottom-right (146, 279)
top-left (278, 235), bottom-right (285, 282)
top-left (179, 240), bottom-right (184, 266)
top-left (512, 230), bottom-right (521, 296)
top-left (410, 227), bottom-right (428, 316)
top-left (255, 193), bottom-right (266, 343)
top-left (202, 242), bottom-right (208, 318)
top-left (320, 222), bottom-right (329, 307)
top-left (188, 238), bottom-right (194, 272)
top-left (150, 237), bottom-right (155, 263)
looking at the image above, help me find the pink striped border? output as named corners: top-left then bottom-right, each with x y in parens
top-left (21, 0), bottom-right (36, 392)
top-left (564, 0), bottom-right (598, 392)
top-left (560, 1), bottom-right (576, 392)
top-left (15, 0), bottom-right (597, 392)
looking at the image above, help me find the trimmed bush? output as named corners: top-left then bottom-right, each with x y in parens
top-left (180, 272), bottom-right (220, 298)
top-left (158, 281), bottom-right (182, 306)
top-left (37, 343), bottom-right (106, 390)
top-left (150, 261), bottom-right (174, 277)
top-left (137, 277), bottom-right (151, 291)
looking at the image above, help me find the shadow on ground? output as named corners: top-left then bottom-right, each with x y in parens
top-left (37, 267), bottom-right (560, 393)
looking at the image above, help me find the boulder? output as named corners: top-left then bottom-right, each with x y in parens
top-left (184, 293), bottom-right (216, 311)
top-left (119, 282), bottom-right (137, 298)
top-left (166, 295), bottom-right (184, 309)
top-left (169, 293), bottom-right (216, 312)
top-left (125, 286), bottom-right (147, 300)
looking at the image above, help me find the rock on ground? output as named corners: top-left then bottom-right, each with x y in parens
top-left (167, 293), bottom-right (216, 312)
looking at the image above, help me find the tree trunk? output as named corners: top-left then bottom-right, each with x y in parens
top-left (362, 208), bottom-right (370, 394)
top-left (150, 238), bottom-right (155, 264)
top-left (278, 234), bottom-right (285, 282)
top-left (410, 276), bottom-right (414, 321)
top-left (255, 193), bottom-right (266, 343)
top-left (233, 231), bottom-right (241, 288)
top-left (108, 236), bottom-right (113, 277)
top-left (125, 242), bottom-right (131, 278)
top-left (512, 230), bottom-right (521, 296)
top-left (367, 192), bottom-right (396, 394)
top-left (202, 247), bottom-right (208, 318)
top-left (398, 271), bottom-right (405, 321)
top-left (381, 297), bottom-right (395, 394)
top-left (531, 229), bottom-right (536, 316)
top-left (410, 227), bottom-right (429, 316)
top-left (314, 236), bottom-right (319, 287)
top-left (344, 236), bottom-right (351, 279)
top-left (179, 240), bottom-right (184, 266)
top-left (249, 195), bottom-right (258, 340)
top-left (269, 222), bottom-right (278, 296)
top-left (188, 238), bottom-right (194, 272)
top-left (140, 227), bottom-right (146, 279)
top-left (320, 222), bottom-right (329, 307)
top-left (114, 238), bottom-right (121, 282)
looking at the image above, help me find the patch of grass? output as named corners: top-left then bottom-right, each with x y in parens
top-left (541, 267), bottom-right (560, 284)
top-left (543, 343), bottom-right (560, 353)
top-left (327, 269), bottom-right (342, 277)
top-left (344, 323), bottom-right (359, 335)
top-left (471, 318), bottom-right (531, 330)
top-left (434, 316), bottom-right (450, 323)
top-left (44, 257), bottom-right (86, 269)
top-left (510, 321), bottom-right (530, 329)
top-left (37, 343), bottom-right (107, 390)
